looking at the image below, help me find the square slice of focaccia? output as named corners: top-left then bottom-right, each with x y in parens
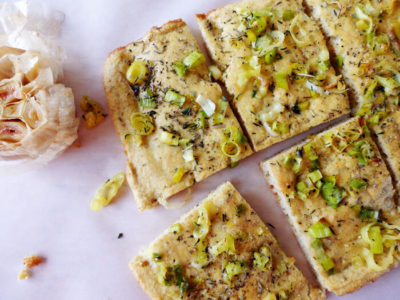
top-left (197, 0), bottom-right (350, 151)
top-left (304, 0), bottom-right (400, 116)
top-left (103, 20), bottom-right (252, 211)
top-left (373, 110), bottom-right (400, 196)
top-left (130, 182), bottom-right (325, 300)
top-left (261, 117), bottom-right (400, 295)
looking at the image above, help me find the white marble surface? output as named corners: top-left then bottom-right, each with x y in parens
top-left (1, 0), bottom-right (399, 299)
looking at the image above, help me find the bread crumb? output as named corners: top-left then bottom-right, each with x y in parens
top-left (24, 255), bottom-right (44, 268)
top-left (18, 269), bottom-right (31, 280)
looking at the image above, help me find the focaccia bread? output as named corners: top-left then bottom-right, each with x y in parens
top-left (103, 20), bottom-right (252, 211)
top-left (261, 117), bottom-right (400, 295)
top-left (373, 111), bottom-right (400, 196)
top-left (304, 0), bottom-right (400, 117)
top-left (197, 0), bottom-right (350, 151)
top-left (130, 181), bottom-right (325, 300)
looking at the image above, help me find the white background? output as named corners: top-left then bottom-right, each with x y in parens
top-left (1, 0), bottom-right (399, 299)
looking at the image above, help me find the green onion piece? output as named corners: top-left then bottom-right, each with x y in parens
top-left (225, 261), bottom-right (246, 280)
top-left (304, 143), bottom-right (318, 161)
top-left (318, 60), bottom-right (330, 72)
top-left (183, 50), bottom-right (205, 69)
top-left (324, 175), bottom-right (336, 184)
top-left (172, 265), bottom-right (189, 295)
top-left (152, 252), bottom-right (162, 262)
top-left (210, 99), bottom-right (228, 125)
top-left (364, 80), bottom-right (378, 100)
top-left (368, 114), bottom-right (381, 125)
top-left (194, 111), bottom-right (206, 129)
top-left (165, 89), bottom-right (186, 106)
top-left (369, 226), bottom-right (383, 254)
top-left (356, 206), bottom-right (379, 221)
top-left (221, 141), bottom-right (241, 158)
top-left (275, 71), bottom-right (289, 90)
top-left (210, 234), bottom-right (236, 257)
top-left (264, 47), bottom-right (277, 64)
top-left (296, 181), bottom-right (309, 195)
top-left (349, 140), bottom-right (375, 165)
top-left (182, 148), bottom-right (194, 162)
top-left (130, 113), bottom-right (154, 136)
top-left (197, 239), bottom-right (208, 264)
top-left (376, 75), bottom-right (400, 96)
top-left (181, 107), bottom-right (191, 116)
top-left (349, 178), bottom-right (368, 190)
top-left (160, 131), bottom-right (179, 146)
top-left (292, 157), bottom-right (302, 174)
top-left (272, 121), bottom-right (289, 134)
top-left (126, 60), bottom-right (149, 85)
top-left (170, 223), bottom-right (182, 234)
top-left (208, 65), bottom-right (222, 80)
top-left (246, 29), bottom-right (257, 42)
top-left (247, 12), bottom-right (268, 34)
top-left (282, 10), bottom-right (295, 21)
top-left (321, 181), bottom-right (343, 208)
top-left (298, 101), bottom-right (310, 111)
top-left (173, 61), bottom-right (187, 78)
top-left (253, 246), bottom-right (272, 271)
top-left (172, 168), bottom-right (185, 183)
top-left (308, 221), bottom-right (333, 238)
top-left (311, 239), bottom-right (335, 272)
top-left (283, 156), bottom-right (293, 168)
top-left (139, 96), bottom-right (157, 108)
top-left (336, 55), bottom-right (344, 67)
top-left (193, 207), bottom-right (210, 240)
top-left (307, 170), bottom-right (323, 183)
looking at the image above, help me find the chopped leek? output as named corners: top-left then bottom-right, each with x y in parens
top-left (182, 148), bottom-right (194, 162)
top-left (274, 71), bottom-right (289, 90)
top-left (354, 4), bottom-right (374, 34)
top-left (359, 207), bottom-right (379, 221)
top-left (376, 75), bottom-right (400, 96)
top-left (130, 113), bottom-right (154, 135)
top-left (160, 131), bottom-right (179, 146)
top-left (245, 11), bottom-right (268, 34)
top-left (298, 101), bottom-right (310, 111)
top-left (197, 239), bottom-right (208, 264)
top-left (172, 168), bottom-right (185, 183)
top-left (364, 80), bottom-right (378, 100)
top-left (282, 10), bottom-right (295, 21)
top-left (183, 50), bottom-right (205, 69)
top-left (349, 139), bottom-right (374, 165)
top-left (196, 95), bottom-right (216, 117)
top-left (126, 60), bottom-right (149, 85)
top-left (173, 61), bottom-right (187, 78)
top-left (210, 234), bottom-right (236, 257)
top-left (221, 141), bottom-right (241, 158)
top-left (304, 143), bottom-right (318, 161)
top-left (307, 170), bottom-right (323, 183)
top-left (283, 156), bottom-right (303, 174)
top-left (165, 89), bottom-right (186, 106)
top-left (264, 293), bottom-right (277, 300)
top-left (90, 172), bottom-right (125, 211)
top-left (289, 14), bottom-right (309, 46)
top-left (152, 252), bottom-right (162, 262)
top-left (253, 31), bottom-right (285, 56)
top-left (208, 65), bottom-right (222, 81)
top-left (193, 207), bottom-right (210, 240)
top-left (321, 181), bottom-right (343, 208)
top-left (225, 261), bottom-right (246, 280)
top-left (264, 47), bottom-right (277, 64)
top-left (271, 121), bottom-right (289, 134)
top-left (348, 178), bottom-right (368, 190)
top-left (170, 223), bottom-right (182, 234)
top-left (311, 239), bottom-right (335, 272)
top-left (210, 99), bottom-right (228, 125)
top-left (139, 88), bottom-right (157, 108)
top-left (369, 226), bottom-right (383, 254)
top-left (246, 29), bottom-right (257, 42)
top-left (308, 221), bottom-right (333, 238)
top-left (253, 246), bottom-right (272, 271)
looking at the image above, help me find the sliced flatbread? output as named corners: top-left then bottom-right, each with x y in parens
top-left (197, 0), bottom-right (350, 151)
top-left (373, 111), bottom-right (400, 196)
top-left (130, 181), bottom-right (325, 300)
top-left (261, 117), bottom-right (400, 295)
top-left (304, 0), bottom-right (400, 115)
top-left (103, 20), bottom-right (252, 211)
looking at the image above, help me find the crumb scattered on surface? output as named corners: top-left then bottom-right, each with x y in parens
top-left (118, 233), bottom-right (124, 239)
top-left (18, 255), bottom-right (45, 280)
top-left (24, 255), bottom-right (44, 268)
top-left (18, 269), bottom-right (31, 280)
top-left (80, 95), bottom-right (106, 128)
